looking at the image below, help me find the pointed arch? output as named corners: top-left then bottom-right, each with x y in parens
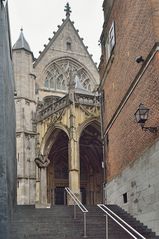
top-left (78, 117), bottom-right (101, 138)
top-left (40, 123), bottom-right (69, 155)
top-left (43, 57), bottom-right (98, 93)
top-left (79, 118), bottom-right (103, 204)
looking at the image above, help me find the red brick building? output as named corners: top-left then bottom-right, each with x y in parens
top-left (99, 0), bottom-right (159, 234)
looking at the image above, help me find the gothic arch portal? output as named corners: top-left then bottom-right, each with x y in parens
top-left (79, 120), bottom-right (103, 204)
top-left (38, 120), bottom-right (103, 205)
top-left (46, 128), bottom-right (69, 205)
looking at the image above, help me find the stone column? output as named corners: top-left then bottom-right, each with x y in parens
top-left (68, 104), bottom-right (80, 205)
top-left (68, 134), bottom-right (80, 204)
top-left (67, 70), bottom-right (80, 204)
top-left (40, 168), bottom-right (48, 206)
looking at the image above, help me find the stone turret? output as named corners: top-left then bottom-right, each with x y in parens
top-left (12, 29), bottom-right (36, 205)
top-left (13, 29), bottom-right (35, 100)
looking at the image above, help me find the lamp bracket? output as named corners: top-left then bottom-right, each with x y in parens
top-left (142, 126), bottom-right (159, 133)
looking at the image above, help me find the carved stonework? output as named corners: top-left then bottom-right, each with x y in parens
top-left (37, 95), bottom-right (68, 121)
top-left (35, 154), bottom-right (50, 168)
top-left (16, 132), bottom-right (21, 138)
top-left (37, 101), bottom-right (44, 110)
top-left (25, 100), bottom-right (30, 105)
top-left (44, 59), bottom-right (96, 92)
top-left (79, 105), bottom-right (100, 118)
top-left (15, 99), bottom-right (21, 103)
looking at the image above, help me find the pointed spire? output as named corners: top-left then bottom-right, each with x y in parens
top-left (13, 28), bottom-right (31, 52)
top-left (64, 2), bottom-right (72, 17)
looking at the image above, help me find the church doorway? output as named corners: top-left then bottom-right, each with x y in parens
top-left (46, 129), bottom-right (69, 205)
top-left (80, 122), bottom-right (103, 205)
top-left (55, 187), bottom-right (67, 205)
top-left (45, 121), bottom-right (103, 206)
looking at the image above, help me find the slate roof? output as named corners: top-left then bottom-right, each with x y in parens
top-left (13, 29), bottom-right (31, 52)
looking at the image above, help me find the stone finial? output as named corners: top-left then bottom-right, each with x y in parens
top-left (64, 2), bottom-right (72, 17)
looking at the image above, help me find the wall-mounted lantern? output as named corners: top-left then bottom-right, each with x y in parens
top-left (134, 103), bottom-right (158, 133)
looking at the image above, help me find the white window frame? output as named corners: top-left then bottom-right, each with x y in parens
top-left (105, 21), bottom-right (115, 62)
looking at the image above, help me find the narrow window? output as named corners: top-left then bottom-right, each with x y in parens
top-left (17, 180), bottom-right (19, 188)
top-left (50, 77), bottom-right (55, 89)
top-left (105, 21), bottom-right (115, 61)
top-left (109, 21), bottom-right (115, 52)
top-left (17, 153), bottom-right (19, 162)
top-left (123, 192), bottom-right (128, 203)
top-left (66, 42), bottom-right (71, 50)
top-left (44, 78), bottom-right (49, 88)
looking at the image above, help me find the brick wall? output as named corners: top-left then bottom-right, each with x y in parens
top-left (107, 55), bottom-right (159, 180)
top-left (99, 0), bottom-right (159, 180)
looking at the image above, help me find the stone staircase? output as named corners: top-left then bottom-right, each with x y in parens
top-left (105, 205), bottom-right (159, 239)
top-left (11, 205), bottom-right (159, 239)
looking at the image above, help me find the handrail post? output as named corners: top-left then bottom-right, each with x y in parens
top-left (74, 200), bottom-right (76, 219)
top-left (97, 204), bottom-right (146, 239)
top-left (65, 187), bottom-right (88, 238)
top-left (105, 214), bottom-right (108, 239)
top-left (83, 212), bottom-right (87, 238)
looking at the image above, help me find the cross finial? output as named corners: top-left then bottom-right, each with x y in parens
top-left (64, 2), bottom-right (72, 17)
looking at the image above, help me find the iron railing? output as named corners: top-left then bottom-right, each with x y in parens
top-left (97, 204), bottom-right (146, 239)
top-left (65, 187), bottom-right (88, 238)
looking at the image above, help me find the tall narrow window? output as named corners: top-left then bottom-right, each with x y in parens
top-left (105, 21), bottom-right (115, 61)
top-left (109, 21), bottom-right (115, 53)
top-left (44, 78), bottom-right (49, 88)
top-left (50, 77), bottom-right (55, 89)
top-left (66, 42), bottom-right (71, 50)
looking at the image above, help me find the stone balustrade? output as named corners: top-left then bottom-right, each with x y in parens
top-left (37, 93), bottom-right (100, 121)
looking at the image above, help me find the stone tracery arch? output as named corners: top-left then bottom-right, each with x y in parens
top-left (43, 58), bottom-right (97, 92)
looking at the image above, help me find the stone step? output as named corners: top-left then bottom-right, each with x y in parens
top-left (11, 205), bottom-right (159, 239)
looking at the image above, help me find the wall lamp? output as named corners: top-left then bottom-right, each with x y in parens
top-left (134, 103), bottom-right (158, 133)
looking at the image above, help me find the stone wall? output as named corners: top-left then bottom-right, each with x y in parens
top-left (105, 139), bottom-right (159, 235)
top-left (0, 2), bottom-right (16, 238)
top-left (13, 50), bottom-right (35, 100)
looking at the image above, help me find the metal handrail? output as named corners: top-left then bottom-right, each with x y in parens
top-left (97, 204), bottom-right (146, 239)
top-left (65, 187), bottom-right (88, 238)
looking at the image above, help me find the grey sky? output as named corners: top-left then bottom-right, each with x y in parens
top-left (8, 0), bottom-right (103, 64)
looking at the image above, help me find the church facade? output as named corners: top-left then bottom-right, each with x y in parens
top-left (13, 4), bottom-right (103, 206)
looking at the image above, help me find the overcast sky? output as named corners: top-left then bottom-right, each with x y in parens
top-left (8, 0), bottom-right (103, 64)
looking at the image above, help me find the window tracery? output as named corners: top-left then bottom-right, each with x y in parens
top-left (44, 59), bottom-right (95, 92)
